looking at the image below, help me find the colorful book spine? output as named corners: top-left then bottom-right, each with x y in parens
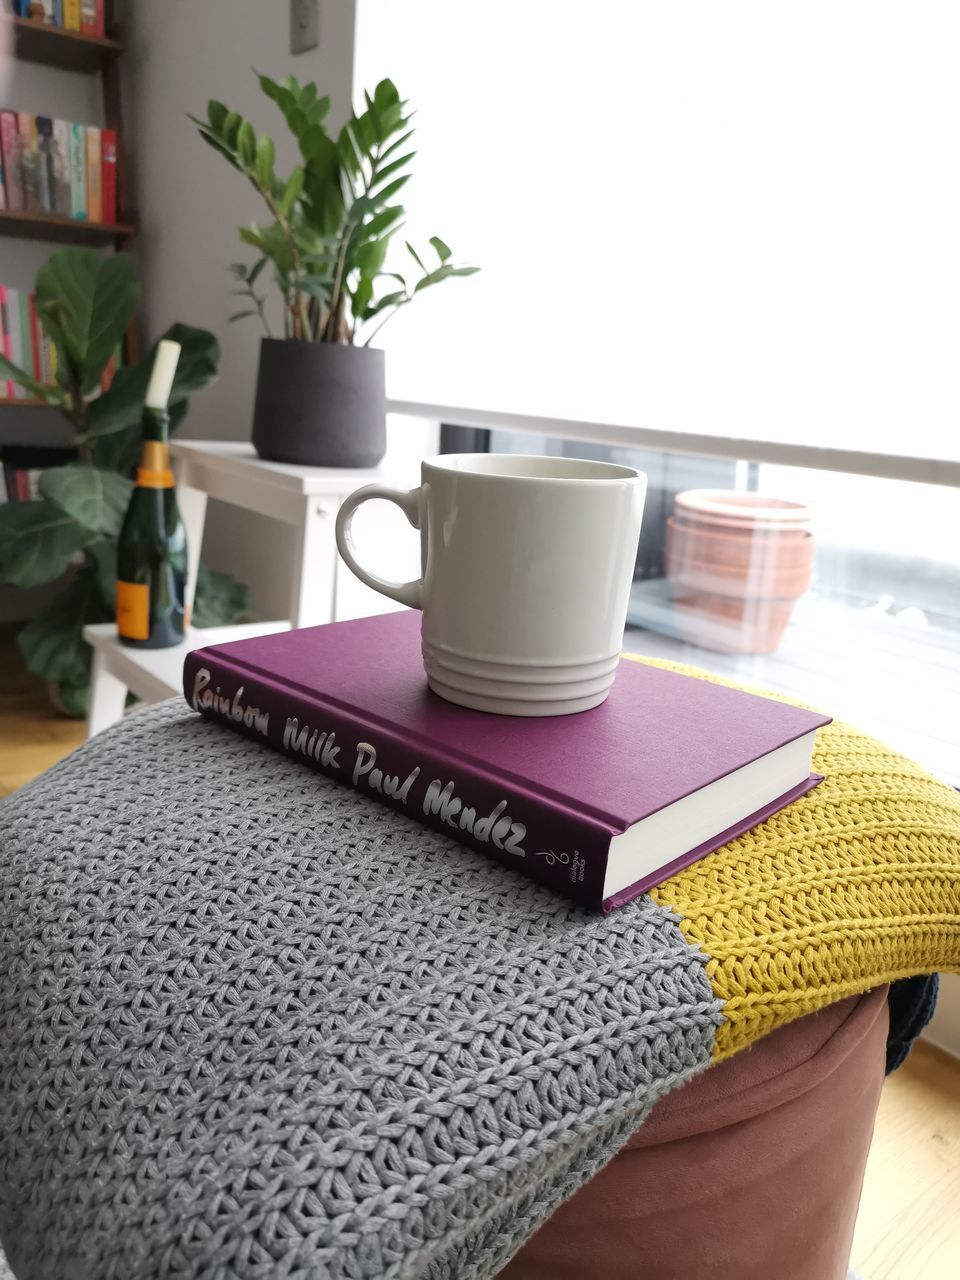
top-left (51, 119), bottom-right (71, 216)
top-left (68, 121), bottom-right (86, 219)
top-left (85, 125), bottom-right (101, 223)
top-left (64, 0), bottom-right (80, 31)
top-left (79, 0), bottom-right (97, 36)
top-left (0, 286), bottom-right (11, 398)
top-left (39, 329), bottom-right (51, 387)
top-left (54, 0), bottom-right (63, 27)
top-left (37, 1), bottom-right (56, 26)
top-left (100, 127), bottom-right (117, 224)
top-left (19, 114), bottom-right (42, 214)
top-left (0, 113), bottom-right (23, 212)
top-left (0, 142), bottom-right (5, 212)
top-left (13, 293), bottom-right (28, 401)
top-left (36, 116), bottom-right (54, 214)
top-left (28, 295), bottom-right (42, 384)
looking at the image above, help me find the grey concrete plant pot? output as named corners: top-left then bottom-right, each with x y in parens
top-left (251, 340), bottom-right (387, 468)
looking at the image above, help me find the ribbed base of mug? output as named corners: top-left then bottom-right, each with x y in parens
top-left (422, 640), bottom-right (619, 717)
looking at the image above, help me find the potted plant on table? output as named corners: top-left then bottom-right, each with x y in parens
top-left (0, 247), bottom-right (246, 715)
top-left (192, 74), bottom-right (478, 468)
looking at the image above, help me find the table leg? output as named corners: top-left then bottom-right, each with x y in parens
top-left (176, 467), bottom-right (209, 619)
top-left (86, 649), bottom-right (129, 739)
top-left (289, 496), bottom-right (340, 627)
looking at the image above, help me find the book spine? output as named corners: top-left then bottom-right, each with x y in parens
top-left (64, 0), bottom-right (80, 31)
top-left (0, 140), bottom-right (5, 212)
top-left (181, 651), bottom-right (613, 908)
top-left (15, 291), bottom-right (29, 399)
top-left (0, 113), bottom-right (23, 212)
top-left (36, 116), bottom-right (54, 214)
top-left (69, 122), bottom-right (86, 219)
top-left (0, 286), bottom-right (9, 398)
top-left (100, 127), bottom-right (117, 224)
top-left (95, 0), bottom-right (104, 36)
top-left (85, 125), bottom-right (101, 223)
top-left (54, 0), bottom-right (63, 28)
top-left (19, 115), bottom-right (41, 214)
top-left (28, 294), bottom-right (42, 384)
top-left (39, 329), bottom-right (51, 386)
top-left (52, 119), bottom-right (71, 216)
top-left (79, 0), bottom-right (96, 36)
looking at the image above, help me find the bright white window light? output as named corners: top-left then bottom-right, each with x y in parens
top-left (355, 1), bottom-right (960, 463)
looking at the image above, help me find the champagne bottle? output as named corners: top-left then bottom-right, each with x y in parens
top-left (116, 340), bottom-right (188, 649)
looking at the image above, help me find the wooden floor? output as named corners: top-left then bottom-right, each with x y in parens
top-left (1, 631), bottom-right (958, 1278)
top-left (0, 626), bottom-right (85, 796)
top-left (852, 1039), bottom-right (960, 1280)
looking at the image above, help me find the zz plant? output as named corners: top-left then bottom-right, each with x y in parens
top-left (0, 247), bottom-right (246, 715)
top-left (192, 74), bottom-right (477, 344)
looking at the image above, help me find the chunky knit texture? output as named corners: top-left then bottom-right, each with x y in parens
top-left (632, 659), bottom-right (960, 1061)
top-left (0, 702), bottom-right (721, 1280)
top-left (1, 663), bottom-right (958, 1278)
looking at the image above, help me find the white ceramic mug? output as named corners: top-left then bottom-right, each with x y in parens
top-left (335, 454), bottom-right (646, 715)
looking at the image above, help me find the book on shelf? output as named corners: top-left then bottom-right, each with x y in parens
top-left (84, 123), bottom-right (101, 222)
top-left (51, 118), bottom-right (70, 216)
top-left (68, 120), bottom-right (85, 218)
top-left (0, 281), bottom-right (121, 402)
top-left (14, 0), bottom-right (104, 35)
top-left (18, 113), bottom-right (41, 213)
top-left (0, 112), bottom-right (116, 223)
top-left (0, 445), bottom-right (77, 504)
top-left (0, 285), bottom-right (13, 397)
top-left (0, 113), bottom-right (22, 211)
top-left (36, 114), bottom-right (53, 213)
top-left (101, 126), bottom-right (116, 223)
top-left (183, 611), bottom-right (831, 912)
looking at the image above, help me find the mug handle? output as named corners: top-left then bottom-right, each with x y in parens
top-left (335, 484), bottom-right (424, 609)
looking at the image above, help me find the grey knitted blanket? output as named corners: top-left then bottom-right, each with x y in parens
top-left (0, 702), bottom-right (722, 1279)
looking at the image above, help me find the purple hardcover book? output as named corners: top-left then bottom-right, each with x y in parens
top-left (183, 611), bottom-right (830, 911)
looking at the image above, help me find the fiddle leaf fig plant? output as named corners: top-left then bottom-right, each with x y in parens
top-left (0, 247), bottom-right (246, 716)
top-left (191, 73), bottom-right (478, 344)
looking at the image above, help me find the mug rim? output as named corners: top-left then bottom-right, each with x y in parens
top-left (424, 453), bottom-right (644, 484)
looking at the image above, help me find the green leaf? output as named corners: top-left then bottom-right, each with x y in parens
top-left (279, 166), bottom-right (304, 217)
top-left (413, 264), bottom-right (481, 293)
top-left (86, 323), bottom-right (221, 444)
top-left (207, 99), bottom-right (228, 131)
top-left (192, 563), bottom-right (248, 628)
top-left (17, 566), bottom-right (107, 687)
top-left (192, 119), bottom-right (244, 171)
top-left (228, 310), bottom-right (258, 323)
top-left (379, 128), bottom-right (415, 164)
top-left (373, 175), bottom-right (410, 204)
top-left (39, 466), bottom-right (132, 537)
top-left (356, 238), bottom-right (388, 275)
top-left (247, 256), bottom-right (269, 285)
top-left (222, 111), bottom-right (242, 148)
top-left (35, 248), bottom-right (140, 393)
top-left (373, 79), bottom-right (400, 113)
top-left (429, 235), bottom-right (452, 263)
top-left (0, 352), bottom-right (65, 404)
top-left (405, 241), bottom-right (427, 273)
top-left (237, 120), bottom-right (256, 168)
top-left (0, 500), bottom-right (93, 588)
top-left (86, 538), bottom-right (116, 609)
top-left (370, 153), bottom-right (415, 191)
top-left (363, 289), bottom-right (408, 320)
top-left (255, 134), bottom-right (275, 187)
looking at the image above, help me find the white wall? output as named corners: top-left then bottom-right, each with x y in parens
top-left (123, 0), bottom-right (358, 617)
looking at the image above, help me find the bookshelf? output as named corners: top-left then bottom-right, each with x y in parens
top-left (12, 16), bottom-right (123, 75)
top-left (0, 1), bottom-right (138, 414)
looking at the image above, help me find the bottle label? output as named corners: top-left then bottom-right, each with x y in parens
top-left (116, 581), bottom-right (149, 640)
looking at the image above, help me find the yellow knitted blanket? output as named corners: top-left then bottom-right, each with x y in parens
top-left (625, 656), bottom-right (960, 1061)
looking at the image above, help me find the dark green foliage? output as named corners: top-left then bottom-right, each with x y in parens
top-left (191, 73), bottom-right (478, 344)
top-left (0, 248), bottom-right (248, 715)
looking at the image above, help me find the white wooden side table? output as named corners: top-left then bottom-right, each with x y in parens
top-left (82, 441), bottom-right (387, 738)
top-left (172, 440), bottom-right (388, 627)
top-left (83, 621), bottom-right (291, 739)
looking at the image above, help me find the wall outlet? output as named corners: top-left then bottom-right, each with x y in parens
top-left (290, 0), bottom-right (319, 55)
